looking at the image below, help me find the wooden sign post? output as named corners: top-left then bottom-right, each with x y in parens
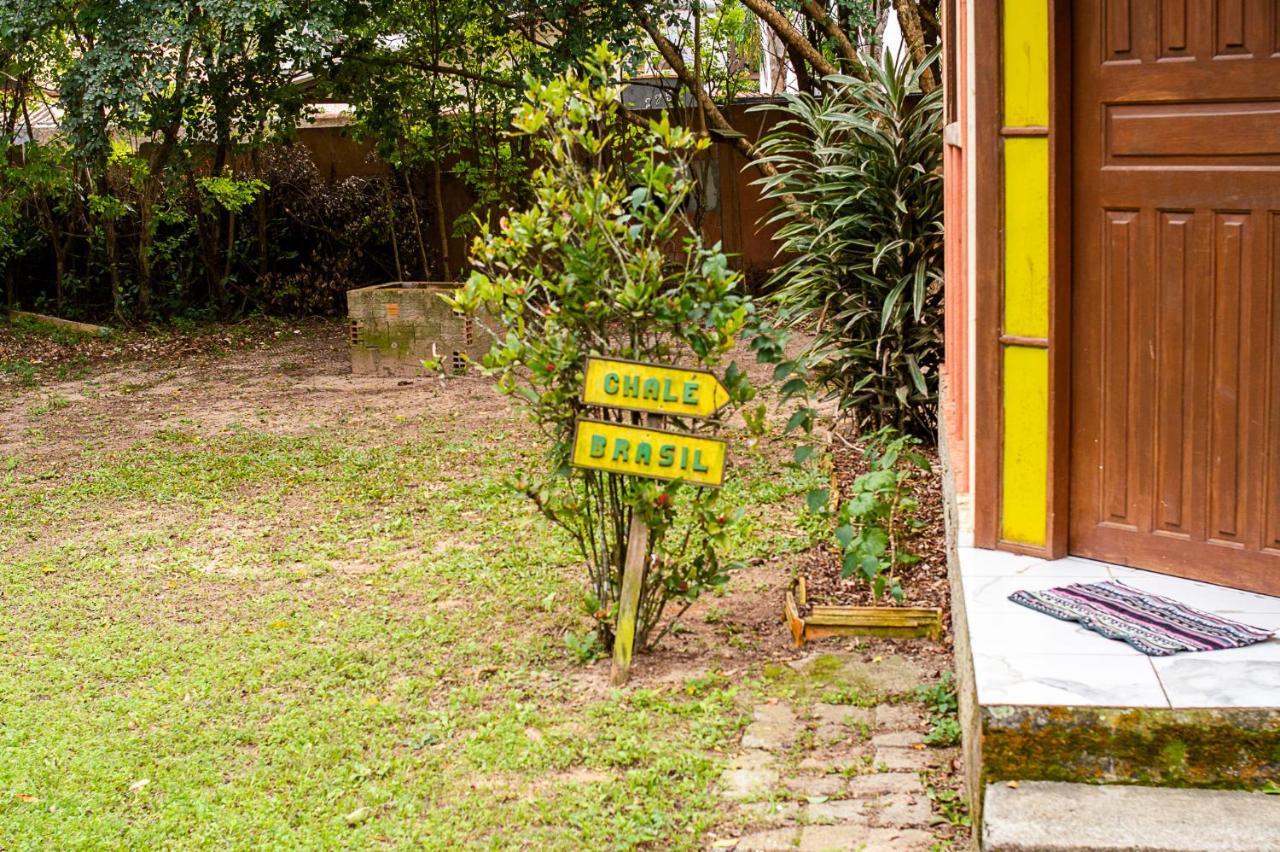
top-left (573, 357), bottom-right (730, 686)
top-left (610, 497), bottom-right (651, 687)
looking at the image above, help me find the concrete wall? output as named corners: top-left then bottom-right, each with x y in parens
top-left (347, 282), bottom-right (491, 376)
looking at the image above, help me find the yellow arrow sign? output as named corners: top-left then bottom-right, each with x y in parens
top-left (571, 418), bottom-right (727, 488)
top-left (581, 357), bottom-right (730, 419)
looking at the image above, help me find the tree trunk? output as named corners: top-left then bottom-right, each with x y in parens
top-left (211, 142), bottom-right (231, 302)
top-left (428, 0), bottom-right (451, 281)
top-left (223, 210), bottom-right (236, 289)
top-left (630, 0), bottom-right (819, 224)
top-left (137, 178), bottom-right (154, 317)
top-left (786, 40), bottom-right (816, 94)
top-left (105, 217), bottom-right (123, 321)
top-left (253, 150), bottom-right (269, 281)
top-left (893, 0), bottom-right (937, 91)
top-left (186, 169), bottom-right (224, 304)
top-left (431, 157), bottom-right (451, 280)
top-left (873, 3), bottom-right (890, 59)
top-left (23, 100), bottom-right (67, 312)
top-left (52, 235), bottom-right (67, 313)
top-left (402, 168), bottom-right (432, 279)
top-left (384, 181), bottom-right (404, 280)
top-left (95, 170), bottom-right (125, 321)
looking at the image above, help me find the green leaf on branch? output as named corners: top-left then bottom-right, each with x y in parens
top-left (793, 445), bottom-right (816, 465)
top-left (785, 408), bottom-right (813, 435)
top-left (806, 488), bottom-right (830, 514)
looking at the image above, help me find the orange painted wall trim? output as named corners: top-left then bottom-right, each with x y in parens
top-left (941, 0), bottom-right (970, 494)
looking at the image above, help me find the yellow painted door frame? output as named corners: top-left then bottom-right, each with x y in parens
top-left (973, 0), bottom-right (1071, 557)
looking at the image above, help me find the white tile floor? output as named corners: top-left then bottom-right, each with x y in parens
top-left (958, 547), bottom-right (1280, 708)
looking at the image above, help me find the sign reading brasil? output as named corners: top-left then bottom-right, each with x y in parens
top-left (572, 357), bottom-right (729, 487)
top-left (572, 419), bottom-right (727, 487)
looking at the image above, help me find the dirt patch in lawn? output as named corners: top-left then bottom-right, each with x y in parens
top-left (3, 318), bottom-right (952, 676)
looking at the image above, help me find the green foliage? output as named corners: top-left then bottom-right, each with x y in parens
top-left (0, 137), bottom-right (75, 265)
top-left (644, 0), bottom-right (760, 105)
top-left (0, 0), bottom-right (346, 320)
top-left (915, 671), bottom-right (961, 747)
top-left (333, 0), bottom-right (646, 254)
top-left (926, 781), bottom-right (972, 830)
top-left (57, 0), bottom-right (339, 159)
top-left (819, 427), bottom-right (931, 604)
top-left (564, 629), bottom-right (608, 665)
top-left (753, 51), bottom-right (944, 437)
top-left (86, 193), bottom-right (127, 222)
top-left (453, 46), bottom-right (766, 651)
top-left (0, 358), bottom-right (38, 387)
top-left (819, 685), bottom-right (877, 707)
top-left (196, 176), bottom-right (269, 214)
top-left (926, 714), bottom-right (962, 748)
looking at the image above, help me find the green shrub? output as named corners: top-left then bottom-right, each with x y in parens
top-left (822, 427), bottom-right (931, 604)
top-left (915, 671), bottom-right (961, 747)
top-left (452, 45), bottom-right (767, 653)
top-left (753, 51), bottom-right (943, 438)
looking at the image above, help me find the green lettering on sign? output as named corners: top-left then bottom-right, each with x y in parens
top-left (581, 357), bottom-right (731, 419)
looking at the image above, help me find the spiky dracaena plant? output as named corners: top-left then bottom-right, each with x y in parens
top-left (451, 45), bottom-right (770, 653)
top-left (752, 51), bottom-right (943, 439)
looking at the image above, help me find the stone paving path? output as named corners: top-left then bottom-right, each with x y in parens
top-left (710, 654), bottom-right (959, 851)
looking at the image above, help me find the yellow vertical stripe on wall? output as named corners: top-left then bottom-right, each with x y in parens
top-left (1001, 346), bottom-right (1049, 545)
top-left (1003, 137), bottom-right (1050, 339)
top-left (1003, 0), bottom-right (1049, 126)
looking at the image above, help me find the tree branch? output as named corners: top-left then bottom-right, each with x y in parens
top-left (355, 53), bottom-right (518, 89)
top-left (628, 1), bottom-right (778, 179)
top-left (738, 0), bottom-right (840, 78)
top-left (798, 0), bottom-right (860, 69)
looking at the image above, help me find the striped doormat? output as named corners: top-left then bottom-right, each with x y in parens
top-left (1008, 580), bottom-right (1274, 656)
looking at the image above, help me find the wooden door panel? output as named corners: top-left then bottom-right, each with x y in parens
top-left (1208, 213), bottom-right (1248, 544)
top-left (1153, 211), bottom-right (1191, 536)
top-left (1071, 0), bottom-right (1280, 593)
top-left (1108, 101), bottom-right (1280, 160)
top-left (1102, 0), bottom-right (1280, 59)
top-left (1160, 0), bottom-right (1191, 57)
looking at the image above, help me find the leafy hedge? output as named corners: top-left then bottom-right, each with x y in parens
top-left (753, 52), bottom-right (944, 438)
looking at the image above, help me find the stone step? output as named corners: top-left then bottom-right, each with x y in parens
top-left (983, 781), bottom-right (1280, 852)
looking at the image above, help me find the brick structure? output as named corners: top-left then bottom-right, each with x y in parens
top-left (346, 282), bottom-right (491, 377)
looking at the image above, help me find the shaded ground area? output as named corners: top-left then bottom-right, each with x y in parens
top-left (0, 319), bottom-right (964, 848)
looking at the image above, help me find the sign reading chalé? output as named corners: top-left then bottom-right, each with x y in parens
top-left (571, 418), bottom-right (727, 488)
top-left (581, 356), bottom-right (730, 419)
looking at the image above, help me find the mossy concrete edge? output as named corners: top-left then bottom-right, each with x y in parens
top-left (981, 704), bottom-right (1280, 789)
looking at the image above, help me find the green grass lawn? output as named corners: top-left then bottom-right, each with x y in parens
top-left (0, 330), bottom-right (825, 848)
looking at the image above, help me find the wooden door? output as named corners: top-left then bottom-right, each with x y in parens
top-left (1070, 0), bottom-right (1280, 594)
